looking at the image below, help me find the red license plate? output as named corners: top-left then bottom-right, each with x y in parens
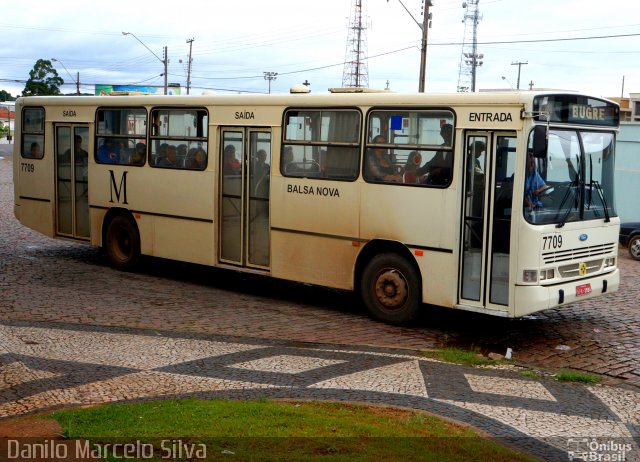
top-left (576, 283), bottom-right (592, 297)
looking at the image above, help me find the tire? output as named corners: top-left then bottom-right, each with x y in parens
top-left (105, 214), bottom-right (141, 270)
top-left (360, 253), bottom-right (421, 325)
top-left (629, 235), bottom-right (640, 261)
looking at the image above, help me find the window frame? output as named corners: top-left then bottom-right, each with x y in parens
top-left (149, 106), bottom-right (209, 170)
top-left (94, 106), bottom-right (148, 166)
top-left (21, 107), bottom-right (45, 160)
top-left (280, 107), bottom-right (362, 182)
top-left (364, 107), bottom-right (456, 188)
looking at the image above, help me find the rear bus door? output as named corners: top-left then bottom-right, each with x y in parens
top-left (219, 127), bottom-right (272, 269)
top-left (54, 124), bottom-right (90, 240)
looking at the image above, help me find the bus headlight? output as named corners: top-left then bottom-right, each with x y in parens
top-left (523, 270), bottom-right (538, 283)
top-left (539, 269), bottom-right (554, 281)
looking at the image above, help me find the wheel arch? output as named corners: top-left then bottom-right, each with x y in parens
top-left (354, 239), bottom-right (423, 296)
top-left (101, 207), bottom-right (138, 248)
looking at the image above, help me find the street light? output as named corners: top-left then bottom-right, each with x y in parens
top-left (263, 72), bottom-right (278, 94)
top-left (122, 32), bottom-right (168, 95)
top-left (51, 58), bottom-right (80, 95)
top-left (389, 0), bottom-right (433, 92)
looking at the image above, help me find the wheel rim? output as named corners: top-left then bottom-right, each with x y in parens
top-left (111, 227), bottom-right (132, 262)
top-left (373, 268), bottom-right (408, 311)
top-left (631, 239), bottom-right (640, 258)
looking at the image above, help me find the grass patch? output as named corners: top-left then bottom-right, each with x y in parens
top-left (555, 369), bottom-right (601, 384)
top-left (421, 347), bottom-right (498, 367)
top-left (520, 370), bottom-right (541, 379)
top-left (45, 398), bottom-right (536, 462)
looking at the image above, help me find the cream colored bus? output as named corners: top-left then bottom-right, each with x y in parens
top-left (13, 90), bottom-right (620, 324)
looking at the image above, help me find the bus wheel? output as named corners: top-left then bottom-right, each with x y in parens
top-left (105, 215), bottom-right (140, 270)
top-left (361, 253), bottom-right (420, 324)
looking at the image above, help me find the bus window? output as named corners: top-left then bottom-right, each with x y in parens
top-left (282, 109), bottom-right (360, 180)
top-left (95, 108), bottom-right (147, 166)
top-left (365, 110), bottom-right (454, 186)
top-left (150, 108), bottom-right (208, 169)
top-left (21, 107), bottom-right (45, 159)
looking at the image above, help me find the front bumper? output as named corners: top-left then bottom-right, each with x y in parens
top-left (514, 269), bottom-right (620, 317)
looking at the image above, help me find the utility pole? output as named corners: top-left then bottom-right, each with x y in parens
top-left (186, 38), bottom-right (194, 95)
top-left (122, 32), bottom-right (169, 95)
top-left (51, 58), bottom-right (80, 95)
top-left (418, 0), bottom-right (433, 93)
top-left (264, 72), bottom-right (277, 93)
top-left (389, 0), bottom-right (433, 92)
top-left (511, 61), bottom-right (528, 89)
top-left (163, 47), bottom-right (168, 95)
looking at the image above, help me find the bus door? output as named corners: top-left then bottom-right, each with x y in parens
top-left (54, 124), bottom-right (90, 240)
top-left (219, 127), bottom-right (272, 269)
top-left (459, 132), bottom-right (516, 311)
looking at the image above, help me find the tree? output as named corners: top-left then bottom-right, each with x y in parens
top-left (22, 59), bottom-right (64, 96)
top-left (0, 90), bottom-right (15, 102)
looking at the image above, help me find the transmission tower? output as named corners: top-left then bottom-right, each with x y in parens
top-left (456, 0), bottom-right (483, 92)
top-left (342, 0), bottom-right (369, 88)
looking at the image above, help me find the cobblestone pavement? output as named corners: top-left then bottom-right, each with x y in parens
top-left (1, 320), bottom-right (639, 461)
top-left (1, 154), bottom-right (639, 385)
top-left (1, 152), bottom-right (640, 459)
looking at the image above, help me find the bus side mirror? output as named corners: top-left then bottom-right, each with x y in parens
top-left (532, 125), bottom-right (547, 158)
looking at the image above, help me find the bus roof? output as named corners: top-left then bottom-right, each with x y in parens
top-left (17, 90), bottom-right (616, 109)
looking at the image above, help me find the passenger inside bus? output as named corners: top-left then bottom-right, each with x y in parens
top-left (524, 152), bottom-right (548, 208)
top-left (419, 123), bottom-right (453, 185)
top-left (364, 135), bottom-right (401, 182)
top-left (97, 138), bottom-right (119, 164)
top-left (27, 142), bottom-right (41, 159)
top-left (130, 142), bottom-right (146, 165)
top-left (402, 151), bottom-right (423, 184)
top-left (185, 147), bottom-right (207, 170)
top-left (223, 144), bottom-right (241, 174)
top-left (158, 145), bottom-right (179, 168)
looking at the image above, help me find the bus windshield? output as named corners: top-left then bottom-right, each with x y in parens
top-left (525, 128), bottom-right (616, 226)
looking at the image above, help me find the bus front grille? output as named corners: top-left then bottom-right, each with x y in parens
top-left (542, 242), bottom-right (616, 265)
top-left (558, 260), bottom-right (603, 278)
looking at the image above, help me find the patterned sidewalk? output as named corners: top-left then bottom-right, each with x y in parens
top-left (1, 320), bottom-right (638, 461)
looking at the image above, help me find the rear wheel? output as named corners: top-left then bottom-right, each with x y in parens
top-left (105, 215), bottom-right (140, 270)
top-left (360, 253), bottom-right (421, 324)
top-left (629, 235), bottom-right (640, 261)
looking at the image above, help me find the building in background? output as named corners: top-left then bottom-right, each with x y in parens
top-left (0, 103), bottom-right (14, 143)
top-left (610, 93), bottom-right (640, 222)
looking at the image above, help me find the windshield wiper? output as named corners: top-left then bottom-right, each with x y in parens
top-left (586, 155), bottom-right (610, 222)
top-left (555, 154), bottom-right (581, 228)
top-left (590, 180), bottom-right (611, 222)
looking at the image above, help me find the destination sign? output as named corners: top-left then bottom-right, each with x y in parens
top-left (533, 95), bottom-right (619, 127)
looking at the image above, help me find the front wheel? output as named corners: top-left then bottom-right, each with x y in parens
top-left (629, 235), bottom-right (640, 261)
top-left (105, 215), bottom-right (141, 270)
top-left (360, 253), bottom-right (421, 325)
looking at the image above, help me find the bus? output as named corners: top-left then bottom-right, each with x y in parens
top-left (13, 90), bottom-right (620, 324)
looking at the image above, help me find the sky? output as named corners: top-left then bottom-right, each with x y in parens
top-left (0, 0), bottom-right (638, 99)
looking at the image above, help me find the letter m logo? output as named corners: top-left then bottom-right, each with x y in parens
top-left (109, 170), bottom-right (128, 204)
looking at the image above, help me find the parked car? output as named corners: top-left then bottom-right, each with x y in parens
top-left (619, 222), bottom-right (640, 261)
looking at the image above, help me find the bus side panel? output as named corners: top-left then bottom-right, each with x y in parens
top-left (89, 166), bottom-right (215, 266)
top-left (14, 131), bottom-right (56, 238)
top-left (270, 175), bottom-right (360, 288)
top-left (271, 231), bottom-right (359, 289)
top-left (360, 184), bottom-right (458, 307)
